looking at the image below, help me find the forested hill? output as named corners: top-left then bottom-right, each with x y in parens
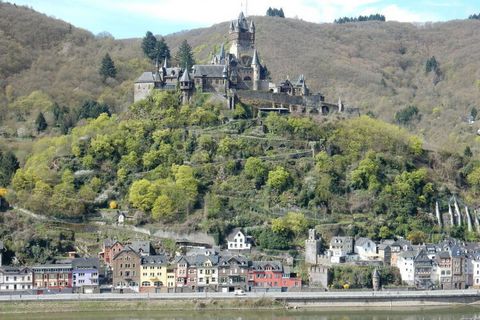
top-left (2, 3), bottom-right (480, 155)
top-left (3, 3), bottom-right (480, 260)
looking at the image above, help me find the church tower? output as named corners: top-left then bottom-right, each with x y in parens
top-left (229, 12), bottom-right (255, 60)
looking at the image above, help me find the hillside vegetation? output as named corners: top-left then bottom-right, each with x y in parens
top-left (5, 90), bottom-right (480, 251)
top-left (2, 3), bottom-right (480, 260)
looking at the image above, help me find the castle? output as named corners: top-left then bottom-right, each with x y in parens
top-left (134, 12), bottom-right (349, 115)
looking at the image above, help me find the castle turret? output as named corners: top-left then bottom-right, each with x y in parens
top-left (229, 12), bottom-right (255, 60)
top-left (180, 65), bottom-right (193, 104)
top-left (251, 49), bottom-right (261, 91)
top-left (161, 58), bottom-right (167, 78)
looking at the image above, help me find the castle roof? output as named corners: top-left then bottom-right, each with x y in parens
top-left (193, 65), bottom-right (226, 78)
top-left (135, 72), bottom-right (155, 83)
top-left (180, 66), bottom-right (192, 82)
top-left (251, 49), bottom-right (260, 66)
top-left (233, 11), bottom-right (249, 31)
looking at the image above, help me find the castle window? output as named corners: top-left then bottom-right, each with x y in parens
top-left (243, 76), bottom-right (251, 81)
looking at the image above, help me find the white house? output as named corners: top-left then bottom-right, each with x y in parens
top-left (471, 254), bottom-right (480, 288)
top-left (227, 228), bottom-right (252, 251)
top-left (354, 237), bottom-right (377, 260)
top-left (0, 267), bottom-right (33, 291)
top-left (396, 250), bottom-right (416, 285)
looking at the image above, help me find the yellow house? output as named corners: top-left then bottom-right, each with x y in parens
top-left (139, 255), bottom-right (168, 293)
top-left (166, 266), bottom-right (176, 289)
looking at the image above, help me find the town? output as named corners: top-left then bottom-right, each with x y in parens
top-left (1, 227), bottom-right (480, 294)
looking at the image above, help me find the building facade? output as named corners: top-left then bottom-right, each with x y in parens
top-left (0, 267), bottom-right (32, 291)
top-left (112, 247), bottom-right (142, 292)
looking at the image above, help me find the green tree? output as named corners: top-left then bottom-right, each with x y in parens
top-left (152, 194), bottom-right (175, 221)
top-left (99, 53), bottom-right (117, 80)
top-left (175, 40), bottom-right (195, 69)
top-left (78, 101), bottom-right (110, 120)
top-left (244, 157), bottom-right (268, 187)
top-left (142, 31), bottom-right (158, 61)
top-left (35, 112), bottom-right (47, 132)
top-left (155, 37), bottom-right (171, 62)
top-left (267, 166), bottom-right (291, 192)
top-left (0, 150), bottom-right (19, 187)
top-left (464, 146), bottom-right (473, 158)
top-left (129, 179), bottom-right (159, 212)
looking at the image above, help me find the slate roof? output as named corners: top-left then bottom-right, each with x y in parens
top-left (251, 261), bottom-right (283, 272)
top-left (355, 237), bottom-right (374, 247)
top-left (252, 49), bottom-right (260, 66)
top-left (191, 254), bottom-right (219, 266)
top-left (219, 255), bottom-right (248, 266)
top-left (141, 255), bottom-right (167, 265)
top-left (398, 250), bottom-right (417, 259)
top-left (72, 257), bottom-right (99, 270)
top-left (128, 241), bottom-right (151, 255)
top-left (0, 266), bottom-right (31, 274)
top-left (135, 72), bottom-right (155, 83)
top-left (113, 245), bottom-right (142, 260)
top-left (226, 228), bottom-right (244, 242)
top-left (193, 65), bottom-right (225, 78)
top-left (180, 68), bottom-right (192, 82)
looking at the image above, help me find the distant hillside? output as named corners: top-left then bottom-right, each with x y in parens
top-left (164, 17), bottom-right (480, 152)
top-left (2, 2), bottom-right (480, 156)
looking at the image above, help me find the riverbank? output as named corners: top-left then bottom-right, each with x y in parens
top-left (0, 298), bottom-right (281, 314)
top-left (1, 290), bottom-right (480, 314)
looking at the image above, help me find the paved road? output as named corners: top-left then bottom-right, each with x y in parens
top-left (0, 290), bottom-right (478, 302)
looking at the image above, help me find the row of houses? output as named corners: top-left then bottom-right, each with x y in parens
top-left (101, 240), bottom-right (300, 293)
top-left (307, 229), bottom-right (480, 289)
top-left (0, 257), bottom-right (99, 293)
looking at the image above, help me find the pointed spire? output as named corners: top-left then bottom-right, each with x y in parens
top-left (155, 56), bottom-right (159, 70)
top-left (249, 20), bottom-right (255, 32)
top-left (251, 49), bottom-right (260, 66)
top-left (219, 43), bottom-right (225, 59)
top-left (163, 58), bottom-right (168, 69)
top-left (230, 21), bottom-right (235, 31)
top-left (180, 65), bottom-right (191, 82)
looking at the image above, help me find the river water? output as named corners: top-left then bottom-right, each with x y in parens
top-left (4, 307), bottom-right (480, 320)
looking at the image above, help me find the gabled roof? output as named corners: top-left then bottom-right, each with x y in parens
top-left (113, 245), bottom-right (142, 260)
top-left (226, 228), bottom-right (245, 242)
top-left (128, 241), bottom-right (151, 255)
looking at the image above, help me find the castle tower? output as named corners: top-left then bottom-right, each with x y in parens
top-left (229, 12), bottom-right (255, 60)
top-left (372, 268), bottom-right (380, 291)
top-left (305, 228), bottom-right (322, 265)
top-left (251, 49), bottom-right (261, 91)
top-left (154, 57), bottom-right (161, 83)
top-left (179, 65), bottom-right (193, 105)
